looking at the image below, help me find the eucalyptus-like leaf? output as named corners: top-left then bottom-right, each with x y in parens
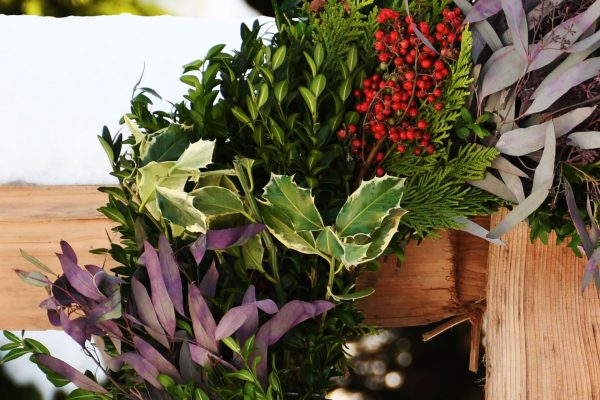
top-left (215, 299), bottom-right (278, 340)
top-left (158, 234), bottom-right (184, 315)
top-left (188, 283), bottom-right (218, 354)
top-left (133, 336), bottom-right (183, 383)
top-left (34, 354), bottom-right (108, 394)
top-left (261, 174), bottom-right (323, 232)
top-left (501, 0), bottom-right (528, 61)
top-left (191, 186), bottom-right (245, 217)
top-left (172, 139), bottom-right (215, 171)
top-left (468, 172), bottom-right (518, 203)
top-left (464, 0), bottom-right (502, 23)
top-left (490, 155), bottom-right (528, 177)
top-left (316, 227), bottom-right (345, 261)
top-left (259, 204), bottom-right (320, 256)
top-left (56, 251), bottom-right (103, 302)
top-left (529, 0), bottom-right (600, 71)
top-left (480, 45), bottom-right (526, 99)
top-left (567, 29), bottom-right (600, 54)
top-left (568, 131), bottom-right (600, 149)
top-left (564, 179), bottom-right (594, 257)
top-left (531, 122), bottom-right (556, 192)
top-left (525, 58), bottom-right (600, 115)
top-left (110, 353), bottom-right (162, 389)
top-left (582, 247), bottom-right (600, 293)
top-left (454, 217), bottom-right (505, 245)
top-left (487, 187), bottom-right (550, 239)
top-left (499, 170), bottom-right (525, 203)
top-left (15, 270), bottom-right (51, 287)
top-left (141, 241), bottom-right (176, 336)
top-left (336, 175), bottom-right (405, 238)
top-left (156, 186), bottom-right (207, 234)
top-left (496, 107), bottom-right (596, 155)
top-left (88, 288), bottom-right (121, 324)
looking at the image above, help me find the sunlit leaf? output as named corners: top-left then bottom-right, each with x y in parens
top-left (172, 139), bottom-right (215, 171)
top-left (568, 131), bottom-right (600, 149)
top-left (156, 187), bottom-right (207, 234)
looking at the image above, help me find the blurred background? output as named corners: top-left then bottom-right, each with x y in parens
top-left (0, 1), bottom-right (484, 399)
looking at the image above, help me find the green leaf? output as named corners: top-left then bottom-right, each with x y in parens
top-left (346, 46), bottom-right (358, 72)
top-left (257, 83), bottom-right (269, 109)
top-left (269, 118), bottom-right (285, 146)
top-left (0, 342), bottom-right (21, 351)
top-left (66, 389), bottom-right (102, 400)
top-left (156, 187), bottom-right (207, 234)
top-left (97, 136), bottom-right (113, 164)
top-left (98, 206), bottom-right (127, 226)
top-left (232, 106), bottom-right (252, 125)
top-left (274, 81), bottom-right (288, 103)
top-left (261, 174), bottom-right (324, 231)
top-left (221, 337), bottom-right (241, 354)
top-left (272, 46), bottom-right (286, 70)
top-left (460, 107), bottom-right (473, 124)
top-left (195, 389), bottom-right (210, 400)
top-left (191, 186), bottom-right (245, 217)
top-left (172, 139), bottom-right (215, 171)
top-left (328, 287), bottom-right (374, 301)
top-left (3, 331), bottom-right (20, 343)
top-left (316, 227), bottom-right (344, 261)
top-left (246, 95), bottom-right (259, 120)
top-left (341, 242), bottom-right (370, 266)
top-left (338, 78), bottom-right (352, 101)
top-left (242, 234), bottom-right (264, 270)
top-left (123, 115), bottom-right (148, 157)
top-left (0, 348), bottom-right (31, 365)
top-left (137, 161), bottom-right (190, 220)
top-left (314, 43), bottom-right (325, 69)
top-left (259, 204), bottom-right (320, 256)
top-left (303, 51), bottom-right (317, 77)
top-left (310, 74), bottom-right (326, 98)
top-left (336, 176), bottom-right (405, 237)
top-left (363, 209), bottom-right (407, 262)
top-left (20, 249), bottom-right (54, 275)
top-left (206, 44), bottom-right (226, 59)
top-left (180, 74), bottom-right (200, 89)
top-left (298, 87), bottom-right (317, 115)
top-left (142, 125), bottom-right (189, 166)
top-left (227, 369), bottom-right (255, 382)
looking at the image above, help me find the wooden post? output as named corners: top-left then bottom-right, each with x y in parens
top-left (486, 209), bottom-right (600, 399)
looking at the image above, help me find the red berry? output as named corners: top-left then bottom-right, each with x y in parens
top-left (426, 145), bottom-right (435, 154)
top-left (434, 102), bottom-right (444, 111)
top-left (400, 39), bottom-right (410, 49)
top-left (337, 129), bottom-right (348, 139)
top-left (414, 148), bottom-right (422, 155)
top-left (417, 120), bottom-right (428, 129)
top-left (390, 31), bottom-right (399, 42)
top-left (436, 23), bottom-right (445, 33)
top-left (404, 71), bottom-right (416, 80)
top-left (408, 108), bottom-right (418, 117)
top-left (363, 79), bottom-right (372, 88)
top-left (348, 124), bottom-right (357, 134)
top-left (420, 59), bottom-right (432, 69)
top-left (397, 144), bottom-right (406, 153)
top-left (427, 94), bottom-right (436, 103)
top-left (433, 88), bottom-right (442, 97)
top-left (375, 30), bottom-right (385, 40)
top-left (376, 167), bottom-right (385, 177)
top-left (351, 139), bottom-right (362, 147)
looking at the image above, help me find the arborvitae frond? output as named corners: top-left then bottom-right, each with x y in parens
top-left (399, 144), bottom-right (500, 238)
top-left (310, 0), bottom-right (377, 77)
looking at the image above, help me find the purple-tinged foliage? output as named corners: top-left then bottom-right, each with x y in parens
top-left (109, 352), bottom-right (163, 389)
top-left (158, 234), bottom-right (184, 315)
top-left (34, 354), bottom-right (108, 394)
top-left (464, 0), bottom-right (502, 23)
top-left (188, 283), bottom-right (218, 354)
top-left (198, 261), bottom-right (218, 298)
top-left (131, 277), bottom-right (170, 348)
top-left (141, 241), bottom-right (176, 336)
top-left (133, 336), bottom-right (183, 383)
top-left (190, 224), bottom-right (265, 263)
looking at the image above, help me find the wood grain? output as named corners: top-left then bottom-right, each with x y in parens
top-left (485, 209), bottom-right (600, 400)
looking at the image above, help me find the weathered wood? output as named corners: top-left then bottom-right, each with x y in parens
top-left (0, 185), bottom-right (488, 330)
top-left (486, 209), bottom-right (600, 400)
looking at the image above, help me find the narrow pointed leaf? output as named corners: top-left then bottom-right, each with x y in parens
top-left (188, 284), bottom-right (218, 353)
top-left (500, 170), bottom-right (526, 203)
top-left (215, 300), bottom-right (278, 340)
top-left (298, 86), bottom-right (317, 114)
top-left (564, 180), bottom-right (594, 257)
top-left (525, 58), bottom-right (600, 115)
top-left (130, 278), bottom-right (169, 348)
top-left (110, 352), bottom-right (162, 389)
top-left (189, 344), bottom-right (211, 367)
top-left (34, 354), bottom-right (108, 394)
top-left (56, 253), bottom-right (103, 302)
top-left (238, 286), bottom-right (258, 344)
top-left (569, 131), bottom-right (600, 149)
top-left (88, 289), bottom-right (122, 324)
top-left (488, 188), bottom-right (549, 238)
top-left (567, 29), bottom-right (600, 54)
top-left (206, 224), bottom-right (265, 249)
top-left (454, 217), bottom-right (505, 245)
top-left (191, 186), bottom-right (245, 217)
top-left (133, 336), bottom-right (182, 383)
top-left (142, 242), bottom-right (176, 336)
top-left (336, 175), bottom-right (405, 237)
top-left (582, 248), bottom-right (600, 292)
top-left (60, 312), bottom-right (88, 347)
top-left (20, 249), bottom-right (55, 275)
top-left (501, 0), bottom-right (528, 61)
top-left (158, 234), bottom-right (184, 315)
top-left (490, 155), bottom-right (528, 177)
top-left (190, 234), bottom-right (207, 264)
top-left (271, 46), bottom-right (286, 70)
top-left (496, 107), bottom-right (596, 155)
top-left (464, 0), bottom-right (502, 23)
top-left (262, 174), bottom-right (323, 231)
top-left (480, 46), bottom-right (526, 99)
top-left (60, 241), bottom-right (78, 263)
top-left (199, 262), bottom-right (219, 299)
top-left (468, 172), bottom-right (518, 203)
top-left (328, 287), bottom-right (375, 301)
top-left (532, 123), bottom-right (556, 192)
top-left (15, 270), bottom-right (51, 287)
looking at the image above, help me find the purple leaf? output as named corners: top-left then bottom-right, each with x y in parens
top-left (215, 299), bottom-right (278, 341)
top-left (39, 297), bottom-right (59, 310)
top-left (130, 278), bottom-right (169, 349)
top-left (501, 0), bottom-right (528, 61)
top-left (177, 335), bottom-right (195, 383)
top-left (564, 179), bottom-right (594, 257)
top-left (480, 45), bottom-right (527, 99)
top-left (189, 344), bottom-right (211, 367)
top-left (56, 253), bottom-right (103, 302)
top-left (582, 247), bottom-right (600, 293)
top-left (188, 283), bottom-right (218, 353)
top-left (15, 269), bottom-right (51, 287)
top-left (142, 241), bottom-right (176, 336)
top-left (158, 234), bottom-right (184, 315)
top-left (453, 0), bottom-right (503, 51)
top-left (34, 354), bottom-right (108, 394)
top-left (206, 224), bottom-right (265, 249)
top-left (567, 29), bottom-right (600, 54)
top-left (133, 336), bottom-right (183, 383)
top-left (237, 286), bottom-right (258, 345)
top-left (464, 0), bottom-right (502, 23)
top-left (199, 261), bottom-right (218, 299)
top-left (47, 310), bottom-right (61, 327)
top-left (60, 311), bottom-right (89, 347)
top-left (529, 0), bottom-right (600, 70)
top-left (88, 288), bottom-right (122, 324)
top-left (190, 234), bottom-right (207, 264)
top-left (525, 58), bottom-right (600, 115)
top-left (110, 352), bottom-right (162, 389)
top-left (254, 300), bottom-right (333, 383)
top-left (52, 275), bottom-right (87, 307)
top-left (60, 241), bottom-right (78, 264)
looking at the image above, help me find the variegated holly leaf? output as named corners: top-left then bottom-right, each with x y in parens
top-left (156, 187), bottom-right (207, 234)
top-left (191, 186), bottom-right (245, 217)
top-left (172, 139), bottom-right (215, 171)
top-left (259, 203), bottom-right (320, 256)
top-left (137, 161), bottom-right (191, 220)
top-left (336, 175), bottom-right (405, 238)
top-left (316, 227), bottom-right (345, 261)
top-left (261, 175), bottom-right (324, 232)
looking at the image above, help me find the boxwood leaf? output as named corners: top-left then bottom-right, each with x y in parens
top-left (262, 174), bottom-right (324, 232)
top-left (336, 175), bottom-right (405, 237)
top-left (273, 81), bottom-right (288, 103)
top-left (271, 46), bottom-right (286, 70)
top-left (298, 87), bottom-right (317, 115)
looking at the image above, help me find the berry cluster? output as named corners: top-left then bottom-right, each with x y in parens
top-left (339, 7), bottom-right (464, 177)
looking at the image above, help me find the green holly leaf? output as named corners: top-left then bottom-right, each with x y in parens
top-left (336, 175), bottom-right (405, 237)
top-left (191, 186), bottom-right (245, 217)
top-left (172, 139), bottom-right (215, 171)
top-left (316, 227), bottom-right (344, 261)
top-left (156, 187), bottom-right (207, 234)
top-left (142, 125), bottom-right (189, 166)
top-left (259, 204), bottom-right (320, 256)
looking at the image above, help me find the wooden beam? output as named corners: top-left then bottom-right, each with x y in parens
top-left (485, 209), bottom-right (600, 399)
